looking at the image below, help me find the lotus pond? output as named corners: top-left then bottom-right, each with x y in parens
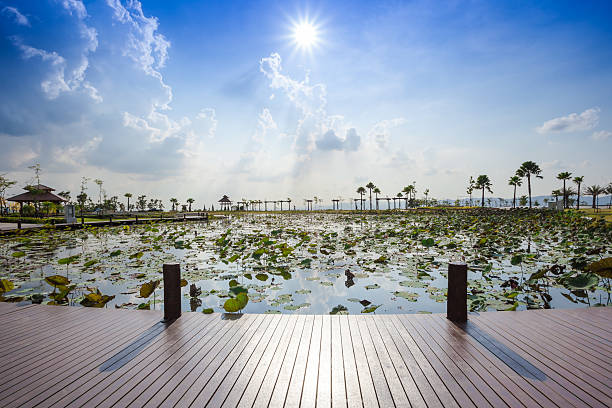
top-left (0, 209), bottom-right (610, 315)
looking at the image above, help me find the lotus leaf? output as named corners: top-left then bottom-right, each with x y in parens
top-left (586, 257), bottom-right (612, 279)
top-left (139, 280), bottom-right (160, 298)
top-left (564, 273), bottom-right (599, 290)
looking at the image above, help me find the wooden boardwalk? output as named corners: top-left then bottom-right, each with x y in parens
top-left (0, 303), bottom-right (610, 407)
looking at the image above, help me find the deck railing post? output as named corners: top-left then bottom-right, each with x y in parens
top-left (162, 263), bottom-right (181, 322)
top-left (447, 262), bottom-right (468, 322)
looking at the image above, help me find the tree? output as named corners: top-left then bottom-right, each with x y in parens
top-left (519, 195), bottom-right (528, 207)
top-left (423, 189), bottom-right (429, 206)
top-left (373, 187), bottom-right (381, 210)
top-left (94, 179), bottom-right (103, 206)
top-left (395, 192), bottom-right (402, 209)
top-left (403, 184), bottom-right (416, 208)
top-left (551, 189), bottom-right (562, 207)
top-left (58, 191), bottom-right (71, 203)
top-left (474, 175), bottom-right (493, 207)
top-left (556, 172), bottom-right (572, 209)
top-left (365, 182), bottom-right (376, 210)
top-left (508, 175), bottom-right (522, 208)
top-left (608, 182), bottom-right (612, 208)
top-left (170, 197), bottom-right (178, 212)
top-left (124, 193), bottom-right (132, 212)
top-left (572, 176), bottom-right (584, 210)
top-left (187, 198), bottom-right (195, 212)
top-left (466, 176), bottom-right (475, 207)
top-left (516, 161), bottom-right (543, 209)
top-left (356, 187), bottom-right (366, 210)
top-left (0, 175), bottom-right (17, 215)
top-left (137, 195), bottom-right (147, 211)
top-left (584, 185), bottom-right (604, 209)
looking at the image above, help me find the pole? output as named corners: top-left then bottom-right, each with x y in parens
top-left (162, 263), bottom-right (181, 322)
top-left (447, 263), bottom-right (468, 322)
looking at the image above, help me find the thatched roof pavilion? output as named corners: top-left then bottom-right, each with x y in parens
top-left (218, 195), bottom-right (232, 211)
top-left (7, 184), bottom-right (66, 215)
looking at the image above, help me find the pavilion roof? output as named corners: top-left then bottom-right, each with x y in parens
top-left (24, 184), bottom-right (55, 192)
top-left (7, 191), bottom-right (66, 203)
top-left (218, 195), bottom-right (232, 203)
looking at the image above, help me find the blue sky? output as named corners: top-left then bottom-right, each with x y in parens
top-left (1, 0), bottom-right (611, 206)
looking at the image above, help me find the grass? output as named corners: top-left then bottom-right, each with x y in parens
top-left (578, 207), bottom-right (612, 222)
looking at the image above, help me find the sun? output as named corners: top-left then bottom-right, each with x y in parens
top-left (292, 20), bottom-right (320, 50)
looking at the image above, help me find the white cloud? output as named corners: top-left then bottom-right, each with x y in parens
top-left (9, 0), bottom-right (100, 102)
top-left (536, 107), bottom-right (600, 134)
top-left (106, 0), bottom-right (171, 109)
top-left (196, 108), bottom-right (218, 138)
top-left (2, 6), bottom-right (30, 26)
top-left (367, 118), bottom-right (407, 149)
top-left (259, 52), bottom-right (360, 154)
top-left (53, 137), bottom-right (102, 168)
top-left (592, 130), bottom-right (611, 141)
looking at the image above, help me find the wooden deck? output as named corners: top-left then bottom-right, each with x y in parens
top-left (0, 303), bottom-right (610, 407)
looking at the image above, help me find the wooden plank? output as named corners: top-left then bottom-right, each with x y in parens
top-left (330, 315), bottom-right (347, 408)
top-left (370, 316), bottom-right (428, 408)
top-left (4, 311), bottom-right (163, 408)
top-left (379, 316), bottom-right (446, 408)
top-left (268, 314), bottom-right (314, 407)
top-left (126, 314), bottom-right (257, 408)
top-left (348, 315), bottom-right (378, 408)
top-left (416, 314), bottom-right (532, 408)
top-left (477, 311), bottom-right (612, 389)
top-left (140, 314), bottom-right (264, 408)
top-left (238, 314), bottom-right (302, 408)
top-left (401, 315), bottom-right (498, 407)
top-left (0, 308), bottom-right (151, 397)
top-left (46, 312), bottom-right (203, 408)
top-left (354, 315), bottom-right (395, 407)
top-left (427, 315), bottom-right (559, 408)
top-left (217, 315), bottom-right (292, 407)
top-left (80, 314), bottom-right (222, 408)
top-left (338, 315), bottom-right (363, 408)
top-left (473, 313), bottom-right (611, 407)
top-left (180, 314), bottom-right (281, 407)
top-left (487, 310), bottom-right (612, 376)
top-left (392, 315), bottom-right (476, 408)
top-left (362, 315), bottom-right (411, 407)
top-left (317, 314), bottom-right (332, 408)
top-left (298, 314), bottom-right (322, 407)
top-left (538, 309), bottom-right (612, 344)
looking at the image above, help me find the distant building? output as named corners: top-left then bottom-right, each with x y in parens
top-left (218, 195), bottom-right (232, 211)
top-left (7, 184), bottom-right (67, 215)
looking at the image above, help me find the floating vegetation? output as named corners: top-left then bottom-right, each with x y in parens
top-left (0, 209), bottom-right (610, 314)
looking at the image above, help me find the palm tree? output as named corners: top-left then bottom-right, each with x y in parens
top-left (572, 176), bottom-right (584, 210)
top-left (584, 185), bottom-right (604, 209)
top-left (395, 192), bottom-right (402, 209)
top-left (186, 198), bottom-right (195, 212)
top-left (365, 182), bottom-right (376, 210)
top-left (551, 189), bottom-right (562, 207)
top-left (556, 172), bottom-right (572, 209)
top-left (508, 176), bottom-right (522, 208)
top-left (475, 175), bottom-right (493, 207)
top-left (423, 189), bottom-right (429, 206)
top-left (516, 161), bottom-right (543, 209)
top-left (467, 176), bottom-right (475, 207)
top-left (94, 179), bottom-right (103, 206)
top-left (356, 187), bottom-right (366, 210)
top-left (170, 197), bottom-right (178, 212)
top-left (124, 193), bottom-right (132, 212)
top-left (373, 187), bottom-right (381, 210)
top-left (403, 184), bottom-right (416, 208)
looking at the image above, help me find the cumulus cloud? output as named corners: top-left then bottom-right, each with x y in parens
top-left (53, 136), bottom-right (102, 168)
top-left (106, 0), bottom-right (171, 109)
top-left (315, 128), bottom-right (360, 152)
top-left (9, 0), bottom-right (100, 102)
top-left (536, 107), bottom-right (600, 134)
top-left (2, 6), bottom-right (30, 26)
top-left (259, 52), bottom-right (361, 154)
top-left (592, 130), bottom-right (611, 141)
top-left (367, 118), bottom-right (407, 149)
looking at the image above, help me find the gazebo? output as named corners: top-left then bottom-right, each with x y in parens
top-left (218, 195), bottom-right (232, 211)
top-left (7, 184), bottom-right (66, 216)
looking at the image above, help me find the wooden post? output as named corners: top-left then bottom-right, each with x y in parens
top-left (447, 262), bottom-right (468, 322)
top-left (135, 215), bottom-right (138, 224)
top-left (17, 221), bottom-right (21, 230)
top-left (163, 264), bottom-right (181, 322)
